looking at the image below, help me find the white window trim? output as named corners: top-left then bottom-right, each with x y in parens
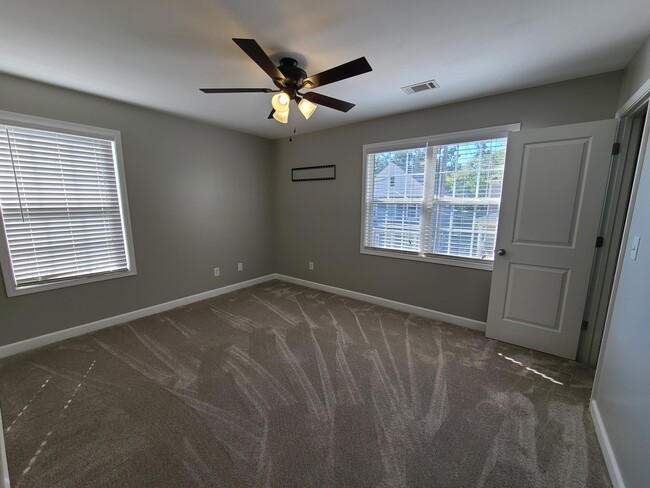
top-left (360, 123), bottom-right (521, 271)
top-left (0, 110), bottom-right (137, 297)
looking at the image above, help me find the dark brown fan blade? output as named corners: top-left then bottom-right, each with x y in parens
top-left (268, 109), bottom-right (275, 119)
top-left (232, 38), bottom-right (285, 81)
top-left (303, 57), bottom-right (372, 89)
top-left (200, 88), bottom-right (274, 93)
top-left (303, 92), bottom-right (355, 112)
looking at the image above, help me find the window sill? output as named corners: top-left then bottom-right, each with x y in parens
top-left (4, 268), bottom-right (137, 297)
top-left (360, 247), bottom-right (494, 271)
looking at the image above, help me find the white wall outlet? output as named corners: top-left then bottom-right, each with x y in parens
top-left (237, 262), bottom-right (243, 272)
top-left (213, 267), bottom-right (220, 277)
top-left (309, 261), bottom-right (314, 270)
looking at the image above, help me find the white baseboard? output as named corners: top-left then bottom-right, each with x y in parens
top-left (274, 274), bottom-right (487, 332)
top-left (0, 273), bottom-right (485, 360)
top-left (0, 274), bottom-right (276, 359)
top-left (590, 400), bottom-right (626, 488)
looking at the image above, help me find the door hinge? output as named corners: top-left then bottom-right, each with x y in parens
top-left (581, 320), bottom-right (589, 331)
top-left (595, 236), bottom-right (604, 248)
top-left (612, 142), bottom-right (621, 155)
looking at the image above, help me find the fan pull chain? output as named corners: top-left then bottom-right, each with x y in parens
top-left (289, 127), bottom-right (296, 142)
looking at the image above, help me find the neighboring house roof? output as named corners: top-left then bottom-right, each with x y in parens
top-left (374, 162), bottom-right (424, 199)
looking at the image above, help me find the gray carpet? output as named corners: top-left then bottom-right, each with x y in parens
top-left (0, 280), bottom-right (611, 487)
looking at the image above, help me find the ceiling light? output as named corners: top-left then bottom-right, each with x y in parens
top-left (298, 98), bottom-right (317, 120)
top-left (273, 109), bottom-right (289, 124)
top-left (272, 93), bottom-right (290, 112)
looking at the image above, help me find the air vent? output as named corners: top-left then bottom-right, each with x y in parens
top-left (401, 79), bottom-right (440, 95)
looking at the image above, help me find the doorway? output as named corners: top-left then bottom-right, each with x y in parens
top-left (577, 103), bottom-right (649, 365)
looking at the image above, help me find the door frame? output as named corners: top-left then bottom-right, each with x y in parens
top-left (579, 82), bottom-right (650, 366)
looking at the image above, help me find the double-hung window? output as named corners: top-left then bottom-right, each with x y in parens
top-left (0, 111), bottom-right (136, 296)
top-left (361, 124), bottom-right (520, 269)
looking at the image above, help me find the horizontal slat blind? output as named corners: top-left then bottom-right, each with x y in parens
top-left (364, 147), bottom-right (426, 252)
top-left (424, 137), bottom-right (506, 260)
top-left (0, 124), bottom-right (129, 287)
top-left (427, 203), bottom-right (500, 260)
top-left (364, 136), bottom-right (507, 261)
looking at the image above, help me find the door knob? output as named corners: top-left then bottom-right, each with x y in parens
top-left (497, 249), bottom-right (507, 256)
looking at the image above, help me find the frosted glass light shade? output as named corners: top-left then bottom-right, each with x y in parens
top-left (272, 93), bottom-right (290, 112)
top-left (298, 98), bottom-right (317, 120)
top-left (272, 109), bottom-right (289, 123)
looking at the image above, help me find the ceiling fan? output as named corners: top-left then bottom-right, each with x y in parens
top-left (200, 38), bottom-right (372, 123)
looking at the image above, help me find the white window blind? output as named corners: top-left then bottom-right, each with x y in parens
top-left (0, 114), bottom-right (135, 295)
top-left (364, 147), bottom-right (426, 252)
top-left (362, 125), bottom-right (518, 268)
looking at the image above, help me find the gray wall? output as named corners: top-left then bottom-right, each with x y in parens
top-left (0, 69), bottom-right (626, 347)
top-left (0, 73), bottom-right (274, 346)
top-left (617, 35), bottom-right (650, 108)
top-left (272, 72), bottom-right (622, 321)
top-left (592, 39), bottom-right (650, 488)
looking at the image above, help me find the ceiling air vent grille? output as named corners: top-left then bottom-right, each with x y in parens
top-left (401, 79), bottom-right (440, 95)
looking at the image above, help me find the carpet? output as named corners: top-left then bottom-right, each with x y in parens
top-left (0, 280), bottom-right (612, 487)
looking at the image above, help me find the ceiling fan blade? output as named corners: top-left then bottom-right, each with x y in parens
top-left (232, 38), bottom-right (285, 81)
top-left (200, 88), bottom-right (274, 93)
top-left (303, 92), bottom-right (355, 112)
top-left (303, 57), bottom-right (372, 89)
top-left (268, 109), bottom-right (275, 119)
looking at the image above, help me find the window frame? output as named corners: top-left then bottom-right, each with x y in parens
top-left (360, 123), bottom-right (521, 270)
top-left (0, 110), bottom-right (137, 297)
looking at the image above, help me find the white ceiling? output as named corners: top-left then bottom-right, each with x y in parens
top-left (1, 0), bottom-right (648, 139)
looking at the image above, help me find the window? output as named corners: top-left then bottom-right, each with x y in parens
top-left (361, 124), bottom-right (520, 269)
top-left (0, 111), bottom-right (136, 296)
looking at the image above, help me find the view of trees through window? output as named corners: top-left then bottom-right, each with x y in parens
top-left (365, 137), bottom-right (507, 260)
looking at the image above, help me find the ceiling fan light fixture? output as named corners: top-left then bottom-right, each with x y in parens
top-left (272, 109), bottom-right (289, 124)
top-left (298, 98), bottom-right (317, 120)
top-left (200, 39), bottom-right (373, 124)
top-left (272, 93), bottom-right (290, 112)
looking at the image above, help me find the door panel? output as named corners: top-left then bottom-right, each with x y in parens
top-left (487, 120), bottom-right (616, 358)
top-left (514, 139), bottom-right (588, 245)
top-left (504, 264), bottom-right (568, 330)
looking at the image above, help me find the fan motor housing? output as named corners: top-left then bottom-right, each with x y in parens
top-left (274, 58), bottom-right (307, 99)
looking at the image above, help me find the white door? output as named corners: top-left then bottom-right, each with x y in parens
top-left (486, 120), bottom-right (617, 359)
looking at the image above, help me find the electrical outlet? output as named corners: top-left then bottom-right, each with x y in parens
top-left (237, 262), bottom-right (243, 272)
top-left (309, 261), bottom-right (314, 271)
top-left (213, 267), bottom-right (220, 277)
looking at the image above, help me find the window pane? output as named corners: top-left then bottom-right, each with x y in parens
top-left (435, 138), bottom-right (507, 199)
top-left (369, 203), bottom-right (421, 252)
top-left (362, 128), bottom-right (514, 266)
top-left (430, 203), bottom-right (499, 260)
top-left (372, 148), bottom-right (425, 200)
